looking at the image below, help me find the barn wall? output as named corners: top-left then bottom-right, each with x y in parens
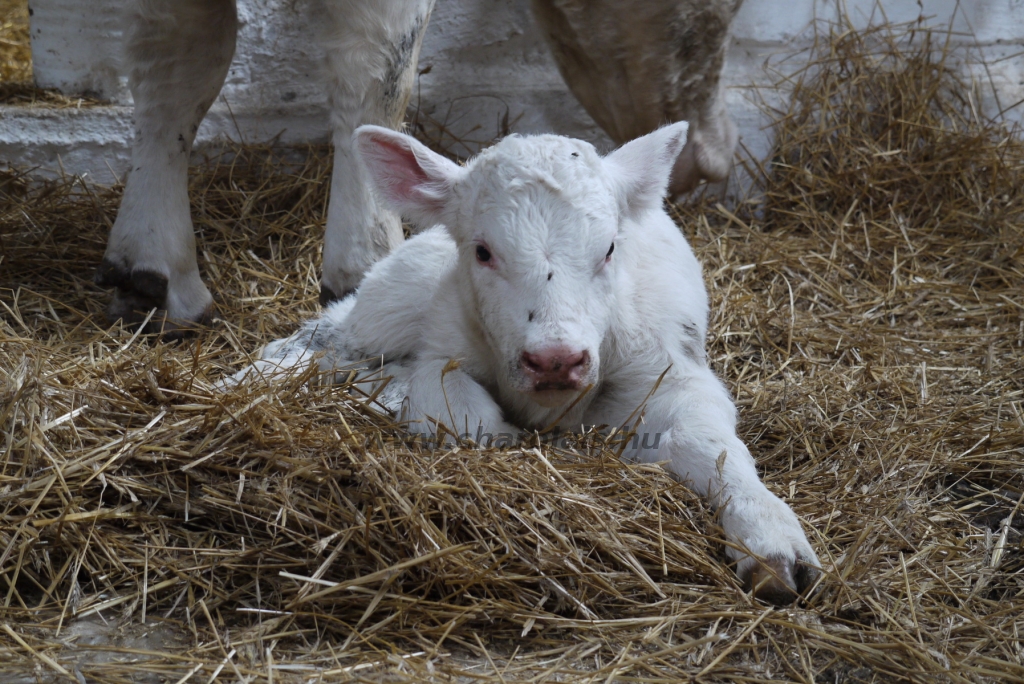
top-left (3, 0), bottom-right (1023, 186)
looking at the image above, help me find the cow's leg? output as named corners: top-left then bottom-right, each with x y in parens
top-left (670, 81), bottom-right (737, 195)
top-left (314, 0), bottom-right (435, 304)
top-left (589, 367), bottom-right (819, 604)
top-left (96, 0), bottom-right (237, 334)
top-left (530, 0), bottom-right (742, 195)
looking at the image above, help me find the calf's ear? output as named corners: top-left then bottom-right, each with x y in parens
top-left (603, 122), bottom-right (689, 219)
top-left (354, 125), bottom-right (464, 228)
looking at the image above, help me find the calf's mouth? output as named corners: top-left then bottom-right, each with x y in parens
top-left (529, 388), bottom-right (582, 408)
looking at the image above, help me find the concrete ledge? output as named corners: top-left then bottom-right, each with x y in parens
top-left (7, 0), bottom-right (1023, 190)
top-left (0, 103), bottom-right (334, 185)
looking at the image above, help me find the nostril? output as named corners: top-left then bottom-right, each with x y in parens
top-left (521, 351), bottom-right (544, 373)
top-left (569, 350), bottom-right (589, 369)
top-left (521, 348), bottom-right (589, 376)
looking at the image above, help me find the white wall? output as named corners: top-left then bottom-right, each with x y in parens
top-left (3, 0), bottom-right (1023, 186)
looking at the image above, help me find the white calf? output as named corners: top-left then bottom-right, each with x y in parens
top-left (94, 0), bottom-right (743, 334)
top-left (231, 123), bottom-right (820, 604)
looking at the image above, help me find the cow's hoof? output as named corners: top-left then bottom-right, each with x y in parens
top-left (319, 284), bottom-right (356, 307)
top-left (744, 554), bottom-right (821, 605)
top-left (95, 260), bottom-right (215, 339)
top-left (669, 119), bottom-right (738, 198)
top-left (319, 284), bottom-right (339, 307)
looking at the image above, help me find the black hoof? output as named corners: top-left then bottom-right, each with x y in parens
top-left (794, 558), bottom-right (822, 595)
top-left (96, 259), bottom-right (213, 339)
top-left (745, 555), bottom-right (821, 606)
top-left (319, 284), bottom-right (356, 307)
top-left (94, 259), bottom-right (131, 289)
top-left (318, 284), bottom-right (338, 307)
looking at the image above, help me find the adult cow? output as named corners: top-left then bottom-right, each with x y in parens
top-left (94, 0), bottom-right (743, 333)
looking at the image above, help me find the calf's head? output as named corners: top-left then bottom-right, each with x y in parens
top-left (355, 123), bottom-right (688, 407)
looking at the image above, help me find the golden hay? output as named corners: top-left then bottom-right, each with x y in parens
top-left (2, 18), bottom-right (1023, 683)
top-left (0, 0), bottom-right (102, 108)
top-left (0, 0), bottom-right (30, 85)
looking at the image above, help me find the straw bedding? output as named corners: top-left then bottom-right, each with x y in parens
top-left (2, 19), bottom-right (1023, 683)
top-left (0, 0), bottom-right (30, 86)
top-left (0, 0), bottom-right (91, 109)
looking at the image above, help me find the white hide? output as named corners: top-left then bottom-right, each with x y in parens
top-left (228, 124), bottom-right (820, 600)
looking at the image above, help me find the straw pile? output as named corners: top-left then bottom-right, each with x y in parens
top-left (0, 0), bottom-right (30, 85)
top-left (2, 17), bottom-right (1023, 683)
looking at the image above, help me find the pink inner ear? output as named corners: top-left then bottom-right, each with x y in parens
top-left (370, 135), bottom-right (430, 195)
top-left (361, 133), bottom-right (444, 211)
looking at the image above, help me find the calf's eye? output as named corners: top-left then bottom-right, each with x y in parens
top-left (476, 245), bottom-right (492, 263)
top-left (606, 243), bottom-right (615, 259)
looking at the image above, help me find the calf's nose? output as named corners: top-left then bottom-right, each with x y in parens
top-left (520, 347), bottom-right (590, 390)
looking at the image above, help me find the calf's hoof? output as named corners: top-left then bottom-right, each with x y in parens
top-left (95, 260), bottom-right (216, 339)
top-left (743, 554), bottom-right (821, 606)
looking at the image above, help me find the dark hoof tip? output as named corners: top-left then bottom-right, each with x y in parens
top-left (104, 268), bottom-right (169, 326)
top-left (106, 300), bottom-right (216, 341)
top-left (745, 555), bottom-right (819, 606)
top-left (99, 265), bottom-right (214, 340)
top-left (94, 259), bottom-right (131, 288)
top-left (129, 269), bottom-right (171, 300)
top-left (319, 284), bottom-right (338, 307)
top-left (319, 284), bottom-right (356, 307)
top-left (96, 262), bottom-right (170, 302)
top-left (794, 559), bottom-right (822, 595)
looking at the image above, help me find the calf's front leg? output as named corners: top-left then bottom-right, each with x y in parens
top-left (600, 367), bottom-right (820, 604)
top-left (406, 359), bottom-right (517, 444)
top-left (96, 0), bottom-right (237, 334)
